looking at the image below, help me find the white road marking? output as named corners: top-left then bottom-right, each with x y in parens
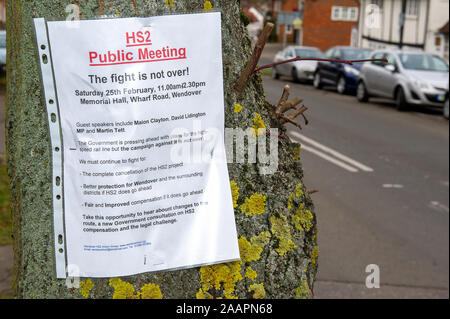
top-left (289, 131), bottom-right (374, 173)
top-left (429, 201), bottom-right (449, 213)
top-left (301, 145), bottom-right (359, 173)
top-left (382, 184), bottom-right (404, 188)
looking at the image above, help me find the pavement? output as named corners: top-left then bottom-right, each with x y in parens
top-left (0, 245), bottom-right (13, 297)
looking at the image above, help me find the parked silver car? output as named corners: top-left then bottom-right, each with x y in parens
top-left (272, 46), bottom-right (324, 82)
top-left (357, 50), bottom-right (449, 111)
top-left (0, 30), bottom-right (6, 71)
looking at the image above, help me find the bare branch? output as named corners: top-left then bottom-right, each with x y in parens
top-left (277, 113), bottom-right (303, 130)
top-left (275, 85), bottom-right (290, 111)
top-left (285, 105), bottom-right (308, 120)
top-left (277, 97), bottom-right (303, 114)
top-left (233, 23), bottom-right (274, 97)
top-left (254, 57), bottom-right (388, 73)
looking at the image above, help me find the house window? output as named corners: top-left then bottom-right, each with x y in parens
top-left (406, 0), bottom-right (420, 17)
top-left (332, 6), bottom-right (341, 20)
top-left (370, 0), bottom-right (384, 10)
top-left (331, 6), bottom-right (359, 21)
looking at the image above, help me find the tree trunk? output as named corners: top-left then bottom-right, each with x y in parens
top-left (6, 0), bottom-right (318, 299)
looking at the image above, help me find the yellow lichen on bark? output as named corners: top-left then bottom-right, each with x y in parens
top-left (78, 279), bottom-right (94, 298)
top-left (109, 278), bottom-right (162, 299)
top-left (295, 279), bottom-right (309, 299)
top-left (295, 183), bottom-right (304, 198)
top-left (270, 214), bottom-right (296, 256)
top-left (165, 0), bottom-right (175, 9)
top-left (197, 261), bottom-right (243, 299)
top-left (293, 145), bottom-right (301, 160)
top-left (196, 231), bottom-right (271, 299)
top-left (109, 278), bottom-right (137, 299)
top-left (287, 192), bottom-right (294, 210)
top-left (230, 180), bottom-right (239, 208)
top-left (196, 288), bottom-right (214, 299)
top-left (250, 113), bottom-right (266, 137)
top-left (292, 203), bottom-right (314, 232)
top-left (139, 282), bottom-right (163, 299)
top-left (240, 193), bottom-right (266, 216)
top-left (245, 267), bottom-right (258, 281)
top-left (311, 246), bottom-right (319, 267)
top-left (203, 1), bottom-right (213, 12)
top-left (248, 283), bottom-right (265, 299)
top-left (238, 231), bottom-right (271, 262)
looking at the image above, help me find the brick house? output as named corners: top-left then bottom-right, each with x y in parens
top-left (302, 0), bottom-right (360, 51)
top-left (277, 0), bottom-right (303, 44)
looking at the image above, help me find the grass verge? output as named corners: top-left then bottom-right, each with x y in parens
top-left (0, 156), bottom-right (12, 246)
top-left (259, 68), bottom-right (273, 75)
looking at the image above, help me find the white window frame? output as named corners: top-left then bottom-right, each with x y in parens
top-left (332, 6), bottom-right (341, 20)
top-left (349, 7), bottom-right (358, 21)
top-left (331, 6), bottom-right (359, 22)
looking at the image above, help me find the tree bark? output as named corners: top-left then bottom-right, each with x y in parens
top-left (6, 0), bottom-right (318, 299)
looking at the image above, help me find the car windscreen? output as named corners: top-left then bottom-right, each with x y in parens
top-left (399, 53), bottom-right (449, 72)
top-left (0, 36), bottom-right (5, 48)
top-left (294, 49), bottom-right (324, 59)
top-left (341, 49), bottom-right (372, 60)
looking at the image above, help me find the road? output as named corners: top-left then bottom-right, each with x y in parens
top-left (262, 73), bottom-right (449, 298)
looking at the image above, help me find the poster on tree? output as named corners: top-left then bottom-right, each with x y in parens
top-left (36, 12), bottom-right (240, 278)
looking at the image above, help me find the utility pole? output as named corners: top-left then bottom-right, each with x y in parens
top-left (399, 0), bottom-right (407, 49)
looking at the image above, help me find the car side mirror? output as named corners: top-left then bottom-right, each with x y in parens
top-left (385, 64), bottom-right (396, 72)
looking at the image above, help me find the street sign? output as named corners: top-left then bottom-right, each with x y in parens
top-left (293, 18), bottom-right (302, 30)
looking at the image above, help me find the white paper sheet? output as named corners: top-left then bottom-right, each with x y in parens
top-left (46, 12), bottom-right (240, 277)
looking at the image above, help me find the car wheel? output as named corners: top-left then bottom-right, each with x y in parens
top-left (313, 72), bottom-right (322, 89)
top-left (356, 81), bottom-right (369, 102)
top-left (444, 97), bottom-right (449, 120)
top-left (395, 87), bottom-right (409, 111)
top-left (291, 68), bottom-right (299, 83)
top-left (337, 76), bottom-right (347, 94)
top-left (272, 67), bottom-right (280, 80)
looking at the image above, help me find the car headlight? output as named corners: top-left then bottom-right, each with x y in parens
top-left (344, 65), bottom-right (360, 76)
top-left (411, 78), bottom-right (429, 90)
